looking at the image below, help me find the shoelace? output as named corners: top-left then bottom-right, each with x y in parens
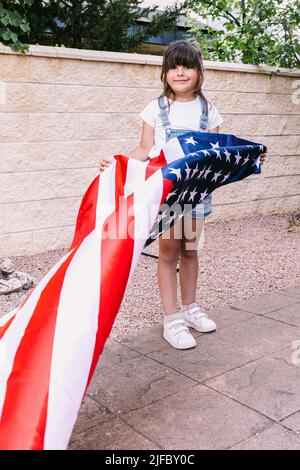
top-left (165, 318), bottom-right (189, 336)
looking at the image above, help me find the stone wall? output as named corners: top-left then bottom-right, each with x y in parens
top-left (0, 44), bottom-right (299, 257)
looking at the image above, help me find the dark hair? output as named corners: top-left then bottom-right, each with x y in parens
top-left (159, 40), bottom-right (211, 112)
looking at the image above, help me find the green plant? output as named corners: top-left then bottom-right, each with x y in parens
top-left (25, 0), bottom-right (190, 52)
top-left (0, 0), bottom-right (33, 53)
top-left (186, 0), bottom-right (300, 70)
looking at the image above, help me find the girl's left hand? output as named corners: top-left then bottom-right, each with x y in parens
top-left (260, 148), bottom-right (268, 166)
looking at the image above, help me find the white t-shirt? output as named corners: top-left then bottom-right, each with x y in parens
top-left (139, 96), bottom-right (224, 158)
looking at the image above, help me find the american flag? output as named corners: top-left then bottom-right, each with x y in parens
top-left (0, 131), bottom-right (266, 449)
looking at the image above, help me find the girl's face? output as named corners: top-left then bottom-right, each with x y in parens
top-left (166, 65), bottom-right (198, 98)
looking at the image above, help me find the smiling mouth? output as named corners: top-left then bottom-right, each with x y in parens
top-left (174, 80), bottom-right (189, 82)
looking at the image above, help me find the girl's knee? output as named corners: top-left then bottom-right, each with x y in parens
top-left (159, 243), bottom-right (180, 264)
top-left (180, 246), bottom-right (198, 259)
top-left (159, 250), bottom-right (180, 264)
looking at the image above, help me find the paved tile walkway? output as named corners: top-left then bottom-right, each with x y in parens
top-left (69, 285), bottom-right (300, 450)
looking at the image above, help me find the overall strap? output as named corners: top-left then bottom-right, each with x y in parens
top-left (199, 96), bottom-right (208, 130)
top-left (158, 95), bottom-right (208, 130)
top-left (158, 96), bottom-right (170, 127)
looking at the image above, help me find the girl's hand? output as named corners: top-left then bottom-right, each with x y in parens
top-left (99, 156), bottom-right (113, 173)
top-left (260, 148), bottom-right (268, 166)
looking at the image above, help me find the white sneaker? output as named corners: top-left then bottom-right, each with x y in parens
top-left (180, 303), bottom-right (216, 333)
top-left (163, 316), bottom-right (196, 349)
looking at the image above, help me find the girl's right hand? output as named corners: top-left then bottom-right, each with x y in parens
top-left (99, 156), bottom-right (113, 173)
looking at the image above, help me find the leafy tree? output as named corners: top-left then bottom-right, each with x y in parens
top-left (0, 0), bottom-right (33, 53)
top-left (24, 0), bottom-right (190, 52)
top-left (186, 0), bottom-right (300, 69)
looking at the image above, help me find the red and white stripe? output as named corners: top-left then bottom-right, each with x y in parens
top-left (0, 152), bottom-right (172, 449)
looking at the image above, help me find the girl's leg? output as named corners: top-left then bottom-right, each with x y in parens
top-left (179, 215), bottom-right (217, 333)
top-left (179, 216), bottom-right (205, 305)
top-left (157, 218), bottom-right (183, 317)
top-left (158, 218), bottom-right (197, 349)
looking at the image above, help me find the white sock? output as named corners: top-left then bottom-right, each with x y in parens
top-left (164, 312), bottom-right (181, 324)
top-left (182, 302), bottom-right (197, 310)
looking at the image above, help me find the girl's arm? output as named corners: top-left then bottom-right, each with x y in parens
top-left (99, 121), bottom-right (154, 172)
top-left (208, 126), bottom-right (220, 133)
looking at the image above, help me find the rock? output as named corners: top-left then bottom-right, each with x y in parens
top-left (288, 211), bottom-right (300, 232)
top-left (0, 252), bottom-right (35, 294)
top-left (0, 258), bottom-right (14, 275)
top-left (0, 264), bottom-right (35, 295)
top-left (0, 278), bottom-right (23, 295)
top-left (7, 271), bottom-right (35, 290)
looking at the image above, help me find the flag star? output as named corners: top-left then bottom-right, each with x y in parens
top-left (180, 189), bottom-right (189, 201)
top-left (202, 149), bottom-right (211, 156)
top-left (197, 166), bottom-right (206, 179)
top-left (203, 165), bottom-right (212, 179)
top-left (166, 189), bottom-right (178, 201)
top-left (175, 193), bottom-right (183, 203)
top-left (234, 151), bottom-right (242, 165)
top-left (211, 170), bottom-right (223, 182)
top-left (213, 149), bottom-right (222, 159)
top-left (223, 148), bottom-right (231, 162)
top-left (241, 154), bottom-right (249, 165)
top-left (247, 145), bottom-right (254, 148)
top-left (220, 171), bottom-right (231, 183)
top-left (188, 188), bottom-right (198, 202)
top-left (191, 164), bottom-right (199, 177)
top-left (210, 141), bottom-right (220, 148)
top-left (169, 167), bottom-right (181, 181)
top-left (199, 189), bottom-right (209, 201)
top-left (251, 156), bottom-right (260, 170)
top-left (188, 152), bottom-right (198, 157)
top-left (184, 162), bottom-right (192, 179)
top-left (259, 145), bottom-right (264, 151)
top-left (185, 136), bottom-right (197, 146)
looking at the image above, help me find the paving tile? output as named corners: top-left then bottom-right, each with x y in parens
top-left (69, 417), bottom-right (160, 450)
top-left (87, 354), bottom-right (196, 414)
top-left (275, 285), bottom-right (300, 301)
top-left (200, 306), bottom-right (254, 330)
top-left (117, 308), bottom-right (254, 356)
top-left (206, 356), bottom-right (300, 421)
top-left (230, 292), bottom-right (299, 315)
top-left (281, 411), bottom-right (300, 433)
top-left (96, 338), bottom-right (141, 367)
top-left (264, 301), bottom-right (300, 327)
top-left (71, 396), bottom-right (115, 436)
top-left (117, 325), bottom-right (179, 355)
top-left (122, 384), bottom-right (271, 450)
top-left (272, 343), bottom-right (300, 368)
top-left (217, 315), bottom-right (299, 355)
top-left (229, 423), bottom-right (300, 450)
top-left (71, 289), bottom-right (300, 450)
top-left (147, 330), bottom-right (260, 383)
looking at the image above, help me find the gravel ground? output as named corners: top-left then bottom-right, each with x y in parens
top-left (1, 213), bottom-right (299, 339)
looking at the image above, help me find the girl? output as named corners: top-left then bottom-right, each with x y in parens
top-left (99, 40), bottom-right (267, 350)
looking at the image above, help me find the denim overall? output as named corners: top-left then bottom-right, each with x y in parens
top-left (158, 95), bottom-right (212, 218)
